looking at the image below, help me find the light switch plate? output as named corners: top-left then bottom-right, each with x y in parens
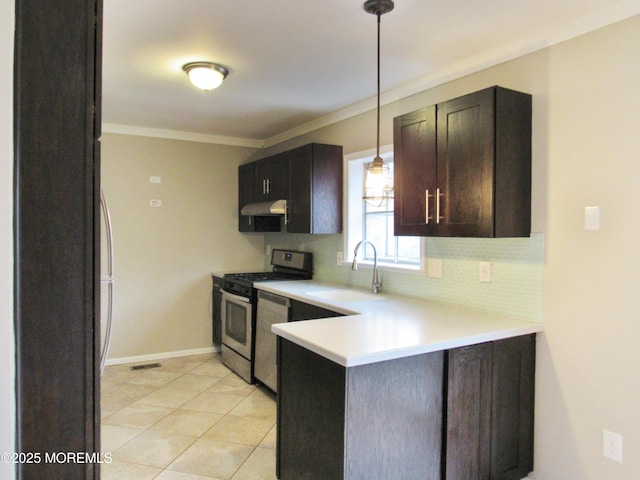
top-left (427, 258), bottom-right (443, 278)
top-left (585, 206), bottom-right (600, 230)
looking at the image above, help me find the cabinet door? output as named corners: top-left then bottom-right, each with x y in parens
top-left (287, 145), bottom-right (312, 233)
top-left (288, 144), bottom-right (343, 234)
top-left (437, 88), bottom-right (495, 237)
top-left (446, 342), bottom-right (493, 480)
top-left (446, 335), bottom-right (536, 480)
top-left (393, 106), bottom-right (437, 236)
top-left (253, 159), bottom-right (269, 199)
top-left (239, 163), bottom-right (280, 232)
top-left (490, 335), bottom-right (535, 480)
top-left (254, 153), bottom-right (289, 201)
top-left (238, 163), bottom-right (255, 232)
top-left (268, 153), bottom-right (290, 199)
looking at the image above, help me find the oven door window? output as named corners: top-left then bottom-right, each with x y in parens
top-left (225, 301), bottom-right (248, 346)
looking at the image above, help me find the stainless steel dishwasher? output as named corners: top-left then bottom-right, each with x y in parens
top-left (254, 290), bottom-right (290, 392)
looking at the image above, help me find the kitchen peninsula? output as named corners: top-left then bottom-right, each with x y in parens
top-left (258, 280), bottom-right (543, 480)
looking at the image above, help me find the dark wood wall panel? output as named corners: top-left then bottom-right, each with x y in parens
top-left (277, 339), bottom-right (346, 480)
top-left (346, 351), bottom-right (443, 480)
top-left (14, 0), bottom-right (102, 477)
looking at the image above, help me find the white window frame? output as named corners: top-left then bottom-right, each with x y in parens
top-left (343, 146), bottom-right (424, 272)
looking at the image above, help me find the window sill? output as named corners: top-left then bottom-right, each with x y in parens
top-left (342, 259), bottom-right (424, 274)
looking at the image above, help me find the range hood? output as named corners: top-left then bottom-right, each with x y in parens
top-left (241, 199), bottom-right (287, 216)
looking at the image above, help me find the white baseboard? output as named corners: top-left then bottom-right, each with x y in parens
top-left (105, 346), bottom-right (220, 367)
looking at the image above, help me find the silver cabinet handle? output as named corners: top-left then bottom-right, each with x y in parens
top-left (262, 179), bottom-right (266, 194)
top-left (267, 178), bottom-right (271, 194)
top-left (425, 190), bottom-right (430, 224)
top-left (284, 202), bottom-right (289, 225)
top-left (436, 188), bottom-right (442, 224)
top-left (425, 190), bottom-right (436, 224)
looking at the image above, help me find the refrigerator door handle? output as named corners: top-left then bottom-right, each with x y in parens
top-left (100, 189), bottom-right (115, 374)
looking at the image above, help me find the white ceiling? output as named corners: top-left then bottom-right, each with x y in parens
top-left (102, 0), bottom-right (640, 147)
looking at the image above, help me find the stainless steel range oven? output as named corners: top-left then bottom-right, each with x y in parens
top-left (220, 249), bottom-right (312, 383)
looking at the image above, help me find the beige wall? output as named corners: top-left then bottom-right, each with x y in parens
top-left (535, 17), bottom-right (640, 479)
top-left (263, 16), bottom-right (640, 480)
top-left (101, 133), bottom-right (263, 360)
top-left (0, 0), bottom-right (15, 476)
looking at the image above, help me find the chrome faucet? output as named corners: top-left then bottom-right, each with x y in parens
top-left (352, 240), bottom-right (382, 294)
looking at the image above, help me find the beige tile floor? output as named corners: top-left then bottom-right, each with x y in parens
top-left (101, 353), bottom-right (277, 480)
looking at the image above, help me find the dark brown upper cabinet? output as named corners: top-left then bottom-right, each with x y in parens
top-left (394, 86), bottom-right (532, 237)
top-left (287, 144), bottom-right (343, 234)
top-left (238, 143), bottom-right (343, 234)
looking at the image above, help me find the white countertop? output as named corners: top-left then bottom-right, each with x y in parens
top-left (258, 280), bottom-right (543, 367)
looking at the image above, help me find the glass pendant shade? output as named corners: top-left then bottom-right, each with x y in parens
top-left (183, 62), bottom-right (228, 92)
top-left (363, 156), bottom-right (393, 206)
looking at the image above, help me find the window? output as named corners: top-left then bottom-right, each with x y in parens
top-left (345, 147), bottom-right (422, 270)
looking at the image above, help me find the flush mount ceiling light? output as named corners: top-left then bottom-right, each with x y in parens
top-left (182, 62), bottom-right (229, 92)
top-left (363, 0), bottom-right (395, 207)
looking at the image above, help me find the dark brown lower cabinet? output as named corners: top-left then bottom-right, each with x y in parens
top-left (277, 339), bottom-right (444, 480)
top-left (290, 299), bottom-right (344, 321)
top-left (446, 342), bottom-right (493, 479)
top-left (490, 335), bottom-right (536, 480)
top-left (446, 335), bottom-right (535, 480)
top-left (277, 334), bottom-right (535, 480)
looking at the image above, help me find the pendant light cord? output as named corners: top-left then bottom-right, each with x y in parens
top-left (376, 12), bottom-right (381, 160)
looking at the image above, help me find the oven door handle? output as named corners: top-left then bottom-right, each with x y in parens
top-left (221, 289), bottom-right (252, 304)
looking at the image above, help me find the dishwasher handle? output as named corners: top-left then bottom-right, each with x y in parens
top-left (257, 290), bottom-right (290, 308)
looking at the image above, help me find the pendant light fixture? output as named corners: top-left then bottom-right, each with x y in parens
top-left (362, 0), bottom-right (394, 207)
top-left (183, 62), bottom-right (229, 92)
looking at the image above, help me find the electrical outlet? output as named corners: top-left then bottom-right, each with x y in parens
top-left (337, 251), bottom-right (344, 265)
top-left (479, 261), bottom-right (492, 283)
top-left (265, 244), bottom-right (272, 256)
top-left (603, 429), bottom-right (623, 462)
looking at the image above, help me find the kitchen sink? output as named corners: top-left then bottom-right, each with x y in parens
top-left (306, 288), bottom-right (385, 303)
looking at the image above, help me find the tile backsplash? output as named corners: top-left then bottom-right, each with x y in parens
top-left (264, 232), bottom-right (544, 321)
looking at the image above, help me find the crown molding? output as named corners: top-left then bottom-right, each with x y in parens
top-left (262, 1), bottom-right (640, 148)
top-left (101, 123), bottom-right (264, 149)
